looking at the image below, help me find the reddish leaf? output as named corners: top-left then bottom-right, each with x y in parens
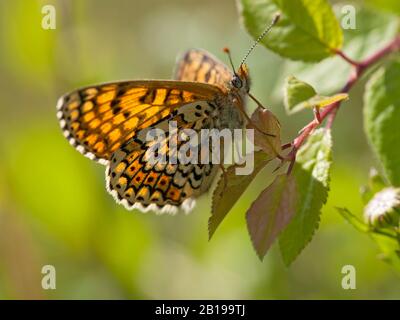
top-left (246, 174), bottom-right (297, 260)
top-left (209, 151), bottom-right (272, 239)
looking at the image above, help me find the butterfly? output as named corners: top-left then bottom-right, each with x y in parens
top-left (56, 16), bottom-right (280, 214)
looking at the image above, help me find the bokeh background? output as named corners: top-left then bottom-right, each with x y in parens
top-left (0, 0), bottom-right (399, 299)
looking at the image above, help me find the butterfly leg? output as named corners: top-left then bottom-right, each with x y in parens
top-left (248, 92), bottom-right (268, 110)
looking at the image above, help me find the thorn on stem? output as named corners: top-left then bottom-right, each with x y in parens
top-left (313, 106), bottom-right (322, 124)
top-left (281, 143), bottom-right (292, 150)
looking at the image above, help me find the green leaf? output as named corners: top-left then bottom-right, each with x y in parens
top-left (364, 59), bottom-right (400, 186)
top-left (209, 151), bottom-right (272, 239)
top-left (246, 174), bottom-right (296, 260)
top-left (336, 207), bottom-right (369, 233)
top-left (279, 128), bottom-right (332, 266)
top-left (283, 76), bottom-right (348, 114)
top-left (284, 76), bottom-right (317, 113)
top-left (311, 94), bottom-right (349, 108)
top-left (238, 0), bottom-right (343, 62)
top-left (276, 7), bottom-right (399, 96)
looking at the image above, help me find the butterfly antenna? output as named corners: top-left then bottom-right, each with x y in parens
top-left (223, 47), bottom-right (239, 76)
top-left (239, 12), bottom-right (281, 67)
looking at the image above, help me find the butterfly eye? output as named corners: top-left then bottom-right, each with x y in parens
top-left (231, 75), bottom-right (243, 89)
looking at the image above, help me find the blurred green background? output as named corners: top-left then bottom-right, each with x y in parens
top-left (0, 0), bottom-right (399, 299)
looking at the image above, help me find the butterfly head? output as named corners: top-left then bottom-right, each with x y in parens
top-left (224, 47), bottom-right (251, 93)
top-left (224, 12), bottom-right (280, 94)
top-left (230, 64), bottom-right (251, 93)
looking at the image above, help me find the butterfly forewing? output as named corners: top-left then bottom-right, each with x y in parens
top-left (56, 80), bottom-right (222, 164)
top-left (174, 49), bottom-right (232, 91)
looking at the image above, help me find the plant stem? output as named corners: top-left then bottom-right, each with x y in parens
top-left (333, 48), bottom-right (361, 67)
top-left (287, 35), bottom-right (400, 168)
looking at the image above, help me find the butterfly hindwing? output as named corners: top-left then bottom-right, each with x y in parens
top-left (106, 100), bottom-right (220, 213)
top-left (56, 80), bottom-right (223, 164)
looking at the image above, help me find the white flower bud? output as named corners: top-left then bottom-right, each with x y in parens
top-left (364, 187), bottom-right (400, 228)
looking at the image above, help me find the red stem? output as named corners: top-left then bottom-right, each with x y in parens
top-left (290, 35), bottom-right (400, 155)
top-left (333, 49), bottom-right (361, 67)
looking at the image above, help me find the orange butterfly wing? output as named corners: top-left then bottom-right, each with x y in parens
top-left (106, 100), bottom-right (220, 213)
top-left (174, 49), bottom-right (232, 91)
top-left (56, 80), bottom-right (222, 164)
